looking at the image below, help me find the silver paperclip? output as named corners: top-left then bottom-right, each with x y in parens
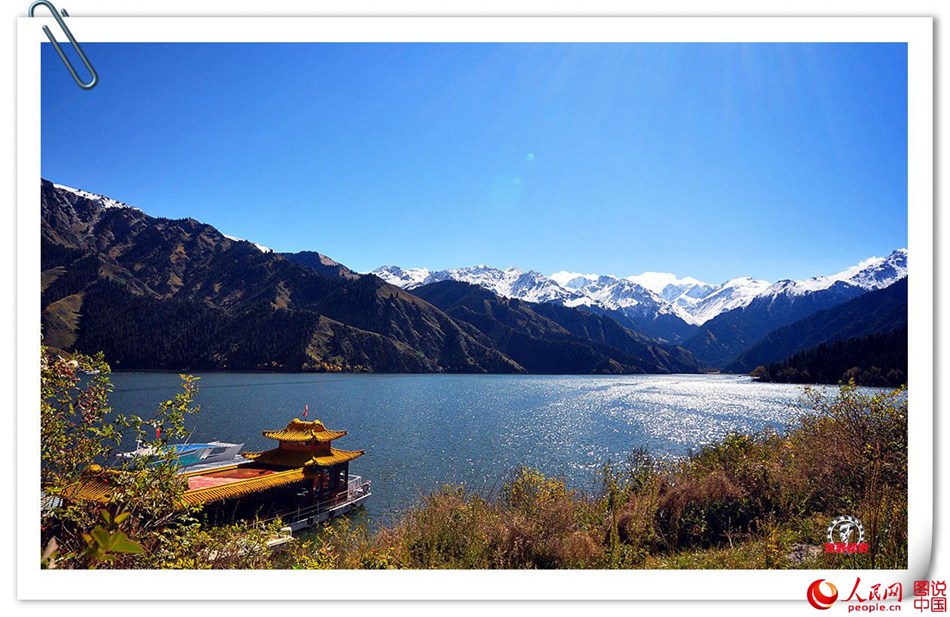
top-left (29, 0), bottom-right (98, 90)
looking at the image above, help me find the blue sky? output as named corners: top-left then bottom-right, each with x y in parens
top-left (41, 43), bottom-right (907, 283)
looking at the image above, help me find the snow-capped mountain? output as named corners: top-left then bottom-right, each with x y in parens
top-left (523, 269), bottom-right (761, 327)
top-left (374, 265), bottom-right (694, 340)
top-left (845, 249), bottom-right (908, 290)
top-left (549, 270), bottom-right (767, 326)
top-left (685, 277), bottom-right (772, 325)
top-left (373, 265), bottom-right (431, 288)
top-left (682, 250), bottom-right (906, 334)
top-left (371, 249), bottom-right (908, 345)
top-left (681, 249), bottom-right (909, 368)
top-left (627, 272), bottom-right (716, 305)
top-left (759, 249), bottom-right (907, 299)
top-left (374, 265), bottom-right (585, 305)
top-left (376, 265), bottom-right (673, 319)
top-left (558, 275), bottom-right (681, 318)
top-left (549, 270), bottom-right (597, 290)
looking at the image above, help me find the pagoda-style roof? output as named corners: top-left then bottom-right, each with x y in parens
top-left (179, 465), bottom-right (311, 506)
top-left (242, 447), bottom-right (364, 468)
top-left (261, 418), bottom-right (348, 443)
top-left (62, 464), bottom-right (315, 507)
top-left (61, 466), bottom-right (123, 504)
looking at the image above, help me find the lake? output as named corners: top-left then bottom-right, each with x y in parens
top-left (108, 372), bottom-right (829, 525)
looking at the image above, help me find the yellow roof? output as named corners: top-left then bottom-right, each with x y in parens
top-left (61, 468), bottom-right (132, 504)
top-left (64, 464), bottom-right (314, 507)
top-left (262, 418), bottom-right (347, 443)
top-left (181, 467), bottom-right (310, 506)
top-left (242, 447), bottom-right (364, 468)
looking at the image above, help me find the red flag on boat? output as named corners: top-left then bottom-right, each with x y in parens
top-left (303, 404), bottom-right (308, 419)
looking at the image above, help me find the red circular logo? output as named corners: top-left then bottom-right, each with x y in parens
top-left (807, 579), bottom-right (839, 610)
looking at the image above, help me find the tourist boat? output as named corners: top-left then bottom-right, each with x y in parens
top-left (116, 441), bottom-right (246, 473)
top-left (80, 418), bottom-right (371, 533)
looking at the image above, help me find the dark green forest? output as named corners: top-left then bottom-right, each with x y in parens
top-left (751, 326), bottom-right (907, 387)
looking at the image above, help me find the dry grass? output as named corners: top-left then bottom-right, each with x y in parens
top-left (277, 382), bottom-right (907, 570)
top-left (42, 291), bottom-right (85, 349)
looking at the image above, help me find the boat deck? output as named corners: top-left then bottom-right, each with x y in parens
top-left (177, 462), bottom-right (310, 506)
top-left (186, 465), bottom-right (280, 491)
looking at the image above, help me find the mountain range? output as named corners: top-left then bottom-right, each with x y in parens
top-left (411, 280), bottom-right (699, 374)
top-left (680, 252), bottom-right (906, 368)
top-left (40, 179), bottom-right (908, 382)
top-left (724, 277), bottom-right (908, 373)
top-left (40, 180), bottom-right (697, 374)
top-left (373, 249), bottom-right (906, 355)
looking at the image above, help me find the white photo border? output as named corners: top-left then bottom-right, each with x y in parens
top-left (16, 16), bottom-right (934, 601)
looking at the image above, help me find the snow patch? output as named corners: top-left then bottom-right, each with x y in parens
top-left (53, 183), bottom-right (140, 212)
top-left (549, 270), bottom-right (598, 288)
top-left (687, 277), bottom-right (772, 324)
top-left (627, 271), bottom-right (710, 296)
top-left (371, 265), bottom-right (432, 288)
top-left (223, 233), bottom-right (273, 253)
top-left (421, 265), bottom-right (583, 304)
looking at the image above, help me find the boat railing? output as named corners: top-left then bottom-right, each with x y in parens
top-left (346, 474), bottom-right (370, 498)
top-left (263, 474), bottom-right (372, 528)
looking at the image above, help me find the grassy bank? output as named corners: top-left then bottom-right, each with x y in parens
top-left (278, 382), bottom-right (907, 570)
